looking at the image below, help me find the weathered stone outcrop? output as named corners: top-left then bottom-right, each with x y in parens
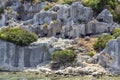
top-left (0, 37), bottom-right (73, 70)
top-left (101, 38), bottom-right (120, 70)
top-left (0, 39), bottom-right (52, 68)
top-left (0, 1), bottom-right (119, 38)
top-left (97, 37), bottom-right (120, 74)
top-left (86, 20), bottom-right (115, 35)
top-left (16, 2), bottom-right (46, 21)
top-left (69, 2), bottom-right (93, 22)
top-left (97, 9), bottom-right (113, 23)
top-left (56, 2), bottom-right (93, 22)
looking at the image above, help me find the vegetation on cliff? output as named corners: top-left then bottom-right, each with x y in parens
top-left (52, 50), bottom-right (76, 64)
top-left (0, 27), bottom-right (38, 46)
top-left (82, 0), bottom-right (120, 23)
top-left (94, 34), bottom-right (113, 52)
top-left (113, 28), bottom-right (120, 38)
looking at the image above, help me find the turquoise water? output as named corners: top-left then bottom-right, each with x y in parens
top-left (0, 72), bottom-right (120, 80)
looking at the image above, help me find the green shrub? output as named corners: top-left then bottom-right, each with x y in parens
top-left (21, 0), bottom-right (36, 3)
top-left (82, 0), bottom-right (119, 14)
top-left (111, 9), bottom-right (120, 23)
top-left (0, 8), bottom-right (4, 14)
top-left (50, 0), bottom-right (58, 2)
top-left (62, 0), bottom-right (77, 5)
top-left (88, 51), bottom-right (96, 57)
top-left (0, 27), bottom-right (38, 46)
top-left (94, 34), bottom-right (113, 52)
top-left (52, 50), bottom-right (76, 64)
top-left (113, 28), bottom-right (120, 38)
top-left (82, 0), bottom-right (100, 12)
top-left (44, 4), bottom-right (52, 11)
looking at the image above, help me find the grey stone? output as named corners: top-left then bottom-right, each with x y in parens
top-left (97, 9), bottom-right (113, 23)
top-left (98, 37), bottom-right (120, 74)
top-left (0, 39), bottom-right (53, 68)
top-left (70, 2), bottom-right (93, 22)
top-left (86, 20), bottom-right (115, 35)
top-left (84, 36), bottom-right (90, 41)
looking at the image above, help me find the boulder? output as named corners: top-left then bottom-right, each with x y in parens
top-left (70, 2), bottom-right (93, 22)
top-left (57, 4), bottom-right (70, 22)
top-left (97, 37), bottom-right (120, 74)
top-left (62, 22), bottom-right (85, 38)
top-left (97, 9), bottom-right (113, 23)
top-left (16, 2), bottom-right (46, 21)
top-left (33, 11), bottom-right (57, 25)
top-left (86, 20), bottom-right (115, 35)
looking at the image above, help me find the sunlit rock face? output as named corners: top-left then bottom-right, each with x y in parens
top-left (69, 2), bottom-right (93, 22)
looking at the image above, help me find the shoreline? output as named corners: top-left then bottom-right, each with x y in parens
top-left (0, 71), bottom-right (119, 80)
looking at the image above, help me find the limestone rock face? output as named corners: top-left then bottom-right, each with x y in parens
top-left (33, 11), bottom-right (57, 25)
top-left (57, 4), bottom-right (70, 22)
top-left (56, 2), bottom-right (93, 22)
top-left (0, 1), bottom-right (119, 38)
top-left (16, 2), bottom-right (46, 21)
top-left (97, 9), bottom-right (113, 23)
top-left (0, 39), bottom-right (52, 68)
top-left (86, 20), bottom-right (115, 35)
top-left (0, 37), bottom-right (73, 69)
top-left (70, 2), bottom-right (93, 22)
top-left (61, 22), bottom-right (85, 38)
top-left (98, 37), bottom-right (120, 73)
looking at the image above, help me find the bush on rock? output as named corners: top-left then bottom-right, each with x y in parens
top-left (0, 27), bottom-right (38, 46)
top-left (94, 34), bottom-right (113, 52)
top-left (113, 28), bottom-right (120, 39)
top-left (52, 50), bottom-right (76, 64)
top-left (88, 51), bottom-right (96, 57)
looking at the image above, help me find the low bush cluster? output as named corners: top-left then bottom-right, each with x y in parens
top-left (0, 27), bottom-right (38, 46)
top-left (62, 0), bottom-right (77, 5)
top-left (88, 51), bottom-right (96, 57)
top-left (43, 4), bottom-right (52, 11)
top-left (52, 50), bottom-right (76, 64)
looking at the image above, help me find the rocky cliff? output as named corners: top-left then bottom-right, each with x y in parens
top-left (0, 0), bottom-right (120, 75)
top-left (0, 1), bottom-right (119, 38)
top-left (0, 37), bottom-right (73, 70)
